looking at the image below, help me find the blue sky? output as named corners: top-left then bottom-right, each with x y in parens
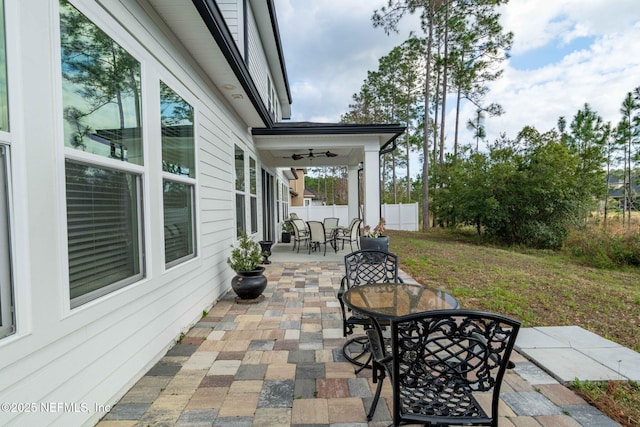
top-left (275, 0), bottom-right (640, 156)
top-left (508, 35), bottom-right (595, 70)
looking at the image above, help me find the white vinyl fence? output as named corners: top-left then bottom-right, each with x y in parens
top-left (290, 203), bottom-right (418, 231)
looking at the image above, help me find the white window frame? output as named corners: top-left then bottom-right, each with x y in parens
top-left (56, 0), bottom-right (148, 309)
top-left (159, 79), bottom-right (198, 269)
top-left (0, 0), bottom-right (16, 340)
top-left (249, 156), bottom-right (257, 234)
top-left (234, 143), bottom-right (246, 238)
top-left (0, 145), bottom-right (14, 338)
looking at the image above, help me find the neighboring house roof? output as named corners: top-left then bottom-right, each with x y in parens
top-left (608, 176), bottom-right (622, 186)
top-left (609, 182), bottom-right (640, 198)
top-left (304, 187), bottom-right (318, 199)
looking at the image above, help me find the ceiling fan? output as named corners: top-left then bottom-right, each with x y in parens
top-left (289, 149), bottom-right (338, 161)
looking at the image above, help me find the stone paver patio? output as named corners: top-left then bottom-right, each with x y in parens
top-left (96, 259), bottom-right (620, 427)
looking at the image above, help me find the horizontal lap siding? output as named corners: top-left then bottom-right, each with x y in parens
top-left (246, 3), bottom-right (270, 106)
top-left (216, 0), bottom-right (240, 45)
top-left (0, 0), bottom-right (251, 425)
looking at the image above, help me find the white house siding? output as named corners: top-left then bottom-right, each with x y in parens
top-left (215, 0), bottom-right (280, 121)
top-left (0, 0), bottom-right (275, 425)
top-left (246, 2), bottom-right (276, 120)
top-left (216, 0), bottom-right (243, 50)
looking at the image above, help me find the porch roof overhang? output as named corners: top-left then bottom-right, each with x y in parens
top-left (252, 122), bottom-right (406, 168)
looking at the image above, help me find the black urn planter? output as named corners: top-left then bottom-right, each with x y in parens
top-left (359, 236), bottom-right (390, 252)
top-left (259, 240), bottom-right (273, 264)
top-left (231, 267), bottom-right (267, 301)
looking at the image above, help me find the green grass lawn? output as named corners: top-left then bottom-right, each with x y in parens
top-left (386, 228), bottom-right (640, 426)
top-left (387, 228), bottom-right (640, 352)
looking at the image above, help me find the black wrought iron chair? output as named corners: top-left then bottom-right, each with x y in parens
top-left (367, 309), bottom-right (520, 425)
top-left (338, 250), bottom-right (403, 369)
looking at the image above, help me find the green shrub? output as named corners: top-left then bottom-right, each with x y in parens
top-left (565, 228), bottom-right (640, 268)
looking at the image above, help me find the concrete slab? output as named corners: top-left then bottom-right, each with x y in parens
top-left (533, 326), bottom-right (621, 349)
top-left (586, 346), bottom-right (640, 381)
top-left (520, 348), bottom-right (623, 383)
top-left (515, 327), bottom-right (568, 349)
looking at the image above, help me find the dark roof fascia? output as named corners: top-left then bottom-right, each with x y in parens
top-left (266, 0), bottom-right (292, 105)
top-left (252, 123), bottom-right (405, 137)
top-left (252, 123), bottom-right (406, 153)
top-left (191, 0), bottom-right (274, 127)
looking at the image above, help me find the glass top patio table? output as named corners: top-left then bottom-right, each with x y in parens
top-left (341, 282), bottom-right (460, 320)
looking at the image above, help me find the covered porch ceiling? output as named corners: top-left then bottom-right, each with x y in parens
top-left (252, 122), bottom-right (406, 168)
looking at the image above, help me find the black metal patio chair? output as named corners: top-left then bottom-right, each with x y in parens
top-left (337, 250), bottom-right (403, 369)
top-left (366, 309), bottom-right (520, 425)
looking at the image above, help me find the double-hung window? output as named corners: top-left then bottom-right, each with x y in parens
top-left (234, 145), bottom-right (245, 237)
top-left (59, 0), bottom-right (144, 307)
top-left (0, 0), bottom-right (15, 339)
top-left (161, 81), bottom-right (196, 267)
top-left (249, 157), bottom-right (257, 234)
top-left (281, 181), bottom-right (289, 220)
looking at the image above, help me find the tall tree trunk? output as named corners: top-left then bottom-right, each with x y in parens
top-left (627, 130), bottom-right (632, 225)
top-left (433, 66), bottom-right (441, 162)
top-left (406, 100), bottom-right (411, 201)
top-left (604, 160), bottom-right (610, 228)
top-left (454, 85), bottom-right (461, 158)
top-left (422, 1), bottom-right (435, 230)
top-left (392, 150), bottom-right (397, 203)
top-left (439, 0), bottom-right (449, 167)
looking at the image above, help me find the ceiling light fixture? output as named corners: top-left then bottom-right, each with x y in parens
top-left (288, 149), bottom-right (337, 161)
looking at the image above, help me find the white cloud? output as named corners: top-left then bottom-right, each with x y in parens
top-left (499, 0), bottom-right (640, 53)
top-left (276, 0), bottom-right (418, 122)
top-left (275, 0), bottom-right (640, 158)
top-left (475, 20), bottom-right (640, 148)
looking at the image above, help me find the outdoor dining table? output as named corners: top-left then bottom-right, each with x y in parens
top-left (340, 282), bottom-right (460, 369)
top-left (341, 282), bottom-right (460, 419)
top-left (341, 282), bottom-right (460, 322)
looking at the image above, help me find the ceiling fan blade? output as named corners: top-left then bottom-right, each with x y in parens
top-left (291, 153), bottom-right (303, 160)
top-left (325, 151), bottom-right (337, 157)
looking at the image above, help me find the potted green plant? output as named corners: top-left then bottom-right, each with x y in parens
top-left (227, 232), bottom-right (268, 301)
top-left (359, 217), bottom-right (389, 252)
top-left (281, 219), bottom-right (293, 243)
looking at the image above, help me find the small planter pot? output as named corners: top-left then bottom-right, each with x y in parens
top-left (281, 232), bottom-right (291, 243)
top-left (259, 240), bottom-right (273, 264)
top-left (231, 267), bottom-right (267, 301)
top-left (359, 236), bottom-right (390, 252)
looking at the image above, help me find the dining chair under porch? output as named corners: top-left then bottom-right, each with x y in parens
top-left (291, 218), bottom-right (309, 253)
top-left (307, 220), bottom-right (332, 256)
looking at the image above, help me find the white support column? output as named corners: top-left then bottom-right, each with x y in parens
top-left (348, 165), bottom-right (359, 221)
top-left (362, 146), bottom-right (380, 228)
